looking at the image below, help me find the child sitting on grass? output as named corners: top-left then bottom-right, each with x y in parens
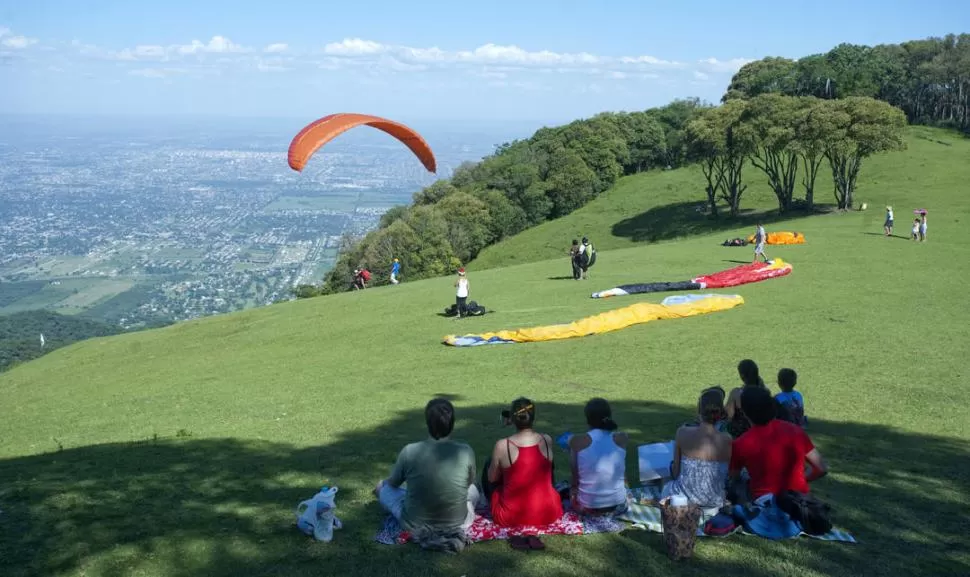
top-left (775, 368), bottom-right (807, 427)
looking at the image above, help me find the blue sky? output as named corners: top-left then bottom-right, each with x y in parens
top-left (1, 0), bottom-right (965, 123)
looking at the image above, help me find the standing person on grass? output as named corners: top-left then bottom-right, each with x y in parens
top-left (753, 223), bottom-right (769, 263)
top-left (454, 268), bottom-right (470, 318)
top-left (884, 206), bottom-right (894, 236)
top-left (390, 258), bottom-right (401, 284)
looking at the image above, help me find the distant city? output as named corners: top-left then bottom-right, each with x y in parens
top-left (0, 115), bottom-right (530, 328)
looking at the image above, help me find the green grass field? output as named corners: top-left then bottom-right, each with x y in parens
top-left (1, 127), bottom-right (969, 577)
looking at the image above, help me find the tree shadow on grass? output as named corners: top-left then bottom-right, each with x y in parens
top-left (612, 201), bottom-right (824, 244)
top-left (1, 400), bottom-right (968, 577)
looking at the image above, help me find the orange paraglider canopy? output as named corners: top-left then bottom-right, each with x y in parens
top-left (287, 113), bottom-right (437, 173)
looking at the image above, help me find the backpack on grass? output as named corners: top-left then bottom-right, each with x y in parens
top-left (777, 491), bottom-right (833, 535)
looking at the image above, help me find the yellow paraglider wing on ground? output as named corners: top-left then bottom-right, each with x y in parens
top-left (443, 294), bottom-right (744, 346)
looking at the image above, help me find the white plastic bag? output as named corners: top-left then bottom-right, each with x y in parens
top-left (296, 485), bottom-right (342, 541)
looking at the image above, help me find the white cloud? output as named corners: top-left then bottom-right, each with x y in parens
top-left (619, 55), bottom-right (681, 67)
top-left (98, 36), bottom-right (249, 62)
top-left (697, 57), bottom-right (753, 73)
top-left (129, 67), bottom-right (185, 79)
top-left (323, 38), bottom-right (384, 56)
top-left (316, 38), bottom-right (748, 79)
top-left (255, 58), bottom-right (290, 72)
top-left (176, 35), bottom-right (245, 55)
top-left (2, 35), bottom-right (38, 49)
top-left (0, 27), bottom-right (38, 50)
top-left (62, 32), bottom-right (751, 82)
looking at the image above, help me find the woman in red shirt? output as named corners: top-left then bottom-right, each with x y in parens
top-left (483, 398), bottom-right (564, 528)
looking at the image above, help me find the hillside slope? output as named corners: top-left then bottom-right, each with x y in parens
top-left (1, 127), bottom-right (969, 577)
top-left (470, 126), bottom-right (968, 270)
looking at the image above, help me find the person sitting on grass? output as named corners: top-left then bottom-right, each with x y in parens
top-left (725, 359), bottom-right (767, 438)
top-left (661, 387), bottom-right (732, 510)
top-left (728, 386), bottom-right (828, 504)
top-left (568, 398), bottom-right (629, 515)
top-left (374, 398), bottom-right (480, 550)
top-left (775, 368), bottom-right (807, 427)
top-left (483, 398), bottom-right (563, 533)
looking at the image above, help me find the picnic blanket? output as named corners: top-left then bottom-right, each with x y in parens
top-left (375, 498), bottom-right (626, 545)
top-left (375, 511), bottom-right (626, 545)
top-left (620, 486), bottom-right (857, 543)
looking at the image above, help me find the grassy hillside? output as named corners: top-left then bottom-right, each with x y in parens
top-left (470, 126), bottom-right (968, 270)
top-left (1, 127), bottom-right (969, 577)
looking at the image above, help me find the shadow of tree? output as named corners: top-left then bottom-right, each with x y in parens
top-left (1, 400), bottom-right (967, 577)
top-left (611, 201), bottom-right (825, 244)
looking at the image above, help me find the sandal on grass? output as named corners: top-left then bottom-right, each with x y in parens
top-left (509, 536), bottom-right (530, 550)
top-left (527, 536), bottom-right (545, 550)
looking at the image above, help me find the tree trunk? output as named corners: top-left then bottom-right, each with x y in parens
top-left (750, 147), bottom-right (798, 213)
top-left (700, 156), bottom-right (722, 218)
top-left (717, 154), bottom-right (747, 217)
top-left (801, 153), bottom-right (822, 210)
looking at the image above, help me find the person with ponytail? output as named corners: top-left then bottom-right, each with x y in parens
top-left (725, 359), bottom-right (767, 439)
top-left (483, 398), bottom-right (563, 529)
top-left (567, 398), bottom-right (629, 515)
top-left (660, 387), bottom-right (732, 510)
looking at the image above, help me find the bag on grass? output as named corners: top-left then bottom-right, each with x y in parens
top-left (777, 491), bottom-right (832, 535)
top-left (660, 499), bottom-right (702, 560)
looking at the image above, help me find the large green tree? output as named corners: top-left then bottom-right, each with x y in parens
top-left (820, 97), bottom-right (908, 210)
top-left (723, 57), bottom-right (796, 102)
top-left (792, 97), bottom-right (836, 210)
top-left (687, 100), bottom-right (751, 217)
top-left (738, 94), bottom-right (802, 212)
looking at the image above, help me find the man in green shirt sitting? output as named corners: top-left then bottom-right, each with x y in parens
top-left (375, 398), bottom-right (480, 536)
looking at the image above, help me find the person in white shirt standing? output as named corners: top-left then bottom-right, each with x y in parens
top-left (884, 206), bottom-right (894, 236)
top-left (753, 223), bottom-right (769, 263)
top-left (454, 268), bottom-right (470, 318)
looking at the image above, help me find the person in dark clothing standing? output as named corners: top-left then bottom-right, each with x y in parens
top-left (569, 239), bottom-right (582, 280)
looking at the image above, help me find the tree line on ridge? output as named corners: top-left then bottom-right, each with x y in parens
top-left (300, 33), bottom-right (966, 295)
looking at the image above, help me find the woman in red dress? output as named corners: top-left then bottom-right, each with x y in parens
top-left (483, 398), bottom-right (564, 528)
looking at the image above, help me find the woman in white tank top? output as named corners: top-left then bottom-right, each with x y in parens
top-left (568, 398), bottom-right (629, 514)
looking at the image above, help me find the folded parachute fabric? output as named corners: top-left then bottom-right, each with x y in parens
top-left (693, 258), bottom-right (792, 288)
top-left (591, 259), bottom-right (791, 298)
top-left (442, 294), bottom-right (743, 346)
top-left (746, 231), bottom-right (805, 245)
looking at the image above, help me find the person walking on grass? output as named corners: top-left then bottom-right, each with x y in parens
top-left (884, 206), bottom-right (894, 236)
top-left (454, 268), bottom-right (470, 318)
top-left (390, 258), bottom-right (401, 284)
top-left (569, 239), bottom-right (582, 280)
top-left (753, 224), bottom-right (769, 263)
top-left (919, 210), bottom-right (927, 242)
